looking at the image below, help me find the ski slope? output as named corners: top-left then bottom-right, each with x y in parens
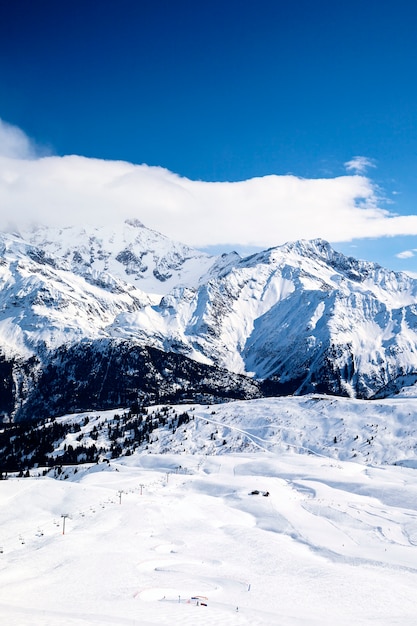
top-left (1, 450), bottom-right (417, 625)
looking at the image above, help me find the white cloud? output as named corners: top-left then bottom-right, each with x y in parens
top-left (1, 120), bottom-right (417, 250)
top-left (396, 250), bottom-right (416, 259)
top-left (344, 156), bottom-right (376, 175)
top-left (0, 119), bottom-right (39, 160)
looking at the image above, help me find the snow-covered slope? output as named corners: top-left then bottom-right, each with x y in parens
top-left (2, 450), bottom-right (417, 625)
top-left (18, 219), bottom-right (216, 296)
top-left (2, 395), bottom-right (417, 624)
top-left (4, 392), bottom-right (417, 471)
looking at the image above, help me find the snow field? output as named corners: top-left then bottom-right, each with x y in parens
top-left (0, 452), bottom-right (417, 624)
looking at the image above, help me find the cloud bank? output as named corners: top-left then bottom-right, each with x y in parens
top-left (0, 119), bottom-right (416, 249)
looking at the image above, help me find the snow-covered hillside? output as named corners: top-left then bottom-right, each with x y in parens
top-left (4, 392), bottom-right (417, 473)
top-left (0, 397), bottom-right (417, 626)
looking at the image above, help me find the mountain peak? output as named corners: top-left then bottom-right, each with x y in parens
top-left (124, 218), bottom-right (145, 228)
top-left (15, 220), bottom-right (216, 295)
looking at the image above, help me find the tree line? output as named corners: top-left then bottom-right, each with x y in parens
top-left (0, 406), bottom-right (191, 475)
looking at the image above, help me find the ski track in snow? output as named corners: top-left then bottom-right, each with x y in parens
top-left (196, 412), bottom-right (329, 458)
top-left (0, 451), bottom-right (417, 625)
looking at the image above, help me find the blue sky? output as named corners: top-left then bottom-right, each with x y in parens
top-left (1, 0), bottom-right (417, 273)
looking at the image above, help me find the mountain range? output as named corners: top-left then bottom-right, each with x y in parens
top-left (2, 218), bottom-right (417, 421)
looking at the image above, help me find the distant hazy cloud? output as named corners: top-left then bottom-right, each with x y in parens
top-left (1, 119), bottom-right (417, 249)
top-left (344, 156), bottom-right (376, 175)
top-left (396, 249), bottom-right (416, 259)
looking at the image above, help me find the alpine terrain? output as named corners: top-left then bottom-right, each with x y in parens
top-left (2, 220), bottom-right (417, 626)
top-left (2, 218), bottom-right (417, 421)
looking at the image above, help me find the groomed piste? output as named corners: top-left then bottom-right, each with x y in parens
top-left (1, 434), bottom-right (417, 625)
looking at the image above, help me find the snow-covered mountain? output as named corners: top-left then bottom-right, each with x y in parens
top-left (0, 229), bottom-right (152, 357)
top-left (145, 239), bottom-right (417, 397)
top-left (18, 219), bottom-right (215, 296)
top-left (3, 220), bottom-right (417, 420)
